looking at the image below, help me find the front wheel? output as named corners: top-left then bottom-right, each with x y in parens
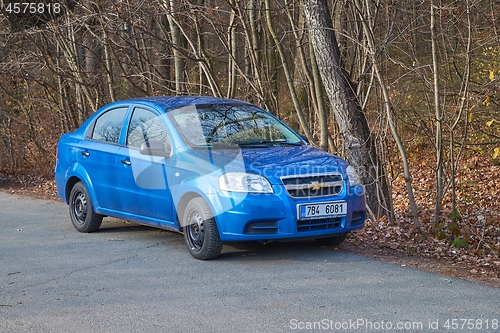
top-left (69, 182), bottom-right (103, 233)
top-left (182, 198), bottom-right (223, 260)
top-left (315, 233), bottom-right (348, 246)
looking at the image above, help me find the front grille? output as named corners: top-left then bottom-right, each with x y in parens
top-left (245, 221), bottom-right (279, 234)
top-left (297, 217), bottom-right (342, 232)
top-left (281, 174), bottom-right (343, 198)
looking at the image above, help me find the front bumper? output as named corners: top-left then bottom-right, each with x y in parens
top-left (213, 184), bottom-right (366, 242)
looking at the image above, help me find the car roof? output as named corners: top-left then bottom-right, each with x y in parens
top-left (109, 96), bottom-right (253, 112)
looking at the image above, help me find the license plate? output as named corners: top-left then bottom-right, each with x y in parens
top-left (298, 201), bottom-right (347, 220)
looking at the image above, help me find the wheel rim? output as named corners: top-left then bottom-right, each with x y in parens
top-left (186, 210), bottom-right (204, 251)
top-left (72, 191), bottom-right (87, 225)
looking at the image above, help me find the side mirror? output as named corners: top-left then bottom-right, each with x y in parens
top-left (140, 140), bottom-right (171, 158)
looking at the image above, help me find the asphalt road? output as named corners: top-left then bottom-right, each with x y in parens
top-left (1, 192), bottom-right (499, 333)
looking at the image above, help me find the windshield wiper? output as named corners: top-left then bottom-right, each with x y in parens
top-left (196, 140), bottom-right (303, 149)
top-left (237, 140), bottom-right (303, 148)
top-left (195, 142), bottom-right (239, 149)
top-left (277, 141), bottom-right (303, 146)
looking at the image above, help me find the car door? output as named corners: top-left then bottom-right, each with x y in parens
top-left (116, 106), bottom-right (175, 223)
top-left (77, 106), bottom-right (129, 212)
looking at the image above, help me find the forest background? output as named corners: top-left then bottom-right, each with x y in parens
top-left (0, 0), bottom-right (499, 283)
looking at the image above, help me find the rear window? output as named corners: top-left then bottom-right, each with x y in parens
top-left (91, 107), bottom-right (128, 143)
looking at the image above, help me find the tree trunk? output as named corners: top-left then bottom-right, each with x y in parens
top-left (303, 0), bottom-right (392, 218)
top-left (449, 0), bottom-right (472, 217)
top-left (430, 0), bottom-right (444, 225)
top-left (164, 0), bottom-right (186, 93)
top-left (226, 0), bottom-right (237, 99)
top-left (309, 38), bottom-right (329, 152)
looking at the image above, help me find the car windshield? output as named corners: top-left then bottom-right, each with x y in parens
top-left (167, 104), bottom-right (303, 148)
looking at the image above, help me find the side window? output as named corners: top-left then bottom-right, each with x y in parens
top-left (91, 107), bottom-right (128, 143)
top-left (127, 108), bottom-right (169, 148)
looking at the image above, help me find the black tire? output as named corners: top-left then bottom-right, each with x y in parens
top-left (315, 233), bottom-right (348, 246)
top-left (182, 198), bottom-right (223, 260)
top-left (69, 182), bottom-right (103, 233)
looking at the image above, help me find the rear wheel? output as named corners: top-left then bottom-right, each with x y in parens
top-left (315, 233), bottom-right (348, 246)
top-left (69, 182), bottom-right (103, 233)
top-left (182, 198), bottom-right (223, 260)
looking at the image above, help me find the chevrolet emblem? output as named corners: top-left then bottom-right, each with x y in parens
top-left (308, 182), bottom-right (324, 191)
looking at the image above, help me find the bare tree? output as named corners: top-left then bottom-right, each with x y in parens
top-left (162, 0), bottom-right (186, 93)
top-left (303, 0), bottom-right (392, 218)
top-left (264, 0), bottom-right (315, 143)
top-left (430, 0), bottom-right (444, 224)
top-left (353, 0), bottom-right (419, 227)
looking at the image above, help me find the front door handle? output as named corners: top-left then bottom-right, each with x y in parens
top-left (121, 159), bottom-right (131, 166)
top-left (80, 150), bottom-right (90, 157)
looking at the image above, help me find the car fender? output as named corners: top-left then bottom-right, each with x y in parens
top-left (64, 163), bottom-right (101, 212)
top-left (172, 179), bottom-right (224, 229)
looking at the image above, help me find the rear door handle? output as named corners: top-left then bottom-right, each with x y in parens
top-left (80, 150), bottom-right (90, 157)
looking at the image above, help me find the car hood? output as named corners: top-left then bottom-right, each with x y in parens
top-left (186, 145), bottom-right (347, 184)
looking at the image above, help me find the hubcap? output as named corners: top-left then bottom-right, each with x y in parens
top-left (73, 192), bottom-right (87, 225)
top-left (187, 211), bottom-right (204, 250)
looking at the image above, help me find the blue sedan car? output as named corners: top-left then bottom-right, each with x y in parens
top-left (55, 96), bottom-right (366, 259)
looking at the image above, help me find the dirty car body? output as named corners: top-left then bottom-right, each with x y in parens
top-left (55, 96), bottom-right (366, 259)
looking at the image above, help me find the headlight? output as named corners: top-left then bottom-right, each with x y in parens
top-left (218, 172), bottom-right (273, 193)
top-left (346, 165), bottom-right (361, 186)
